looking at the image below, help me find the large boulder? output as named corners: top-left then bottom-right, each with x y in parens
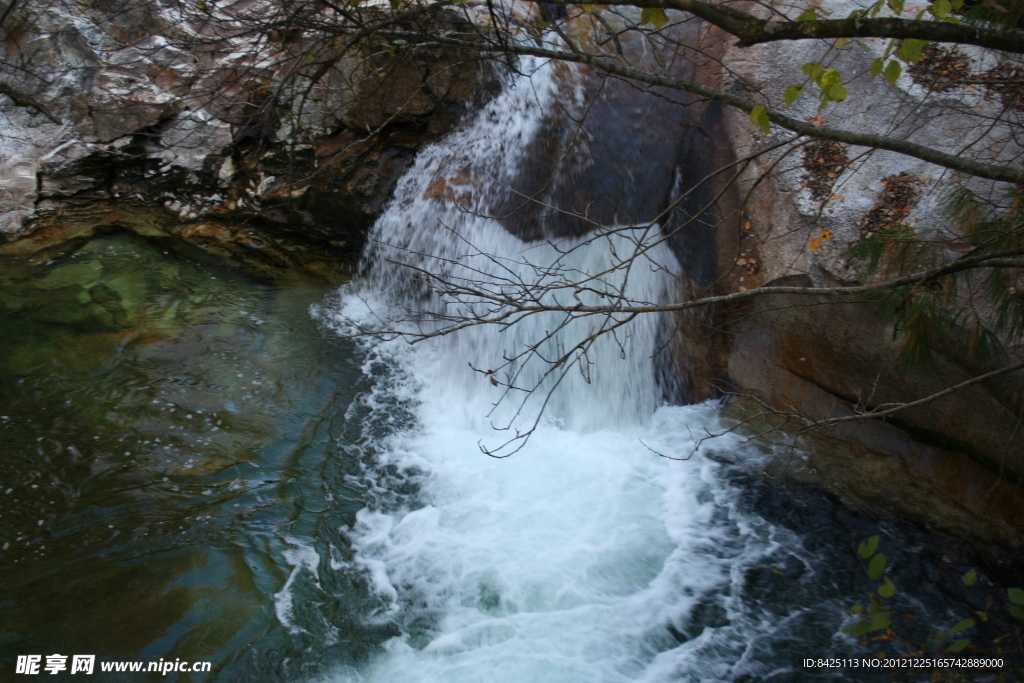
top-left (0, 0), bottom-right (497, 274)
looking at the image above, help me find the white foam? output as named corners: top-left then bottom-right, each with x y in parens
top-left (275, 537), bottom-right (324, 636)
top-left (318, 43), bottom-right (790, 683)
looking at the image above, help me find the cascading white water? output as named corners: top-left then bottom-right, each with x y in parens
top-left (315, 48), bottom-right (811, 683)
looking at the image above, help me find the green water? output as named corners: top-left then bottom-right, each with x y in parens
top-left (0, 233), bottom-right (360, 679)
top-left (2, 232), bottom-right (1021, 683)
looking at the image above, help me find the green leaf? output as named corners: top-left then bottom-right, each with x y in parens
top-left (1009, 587), bottom-right (1024, 605)
top-left (835, 37), bottom-right (850, 49)
top-left (897, 39), bottom-right (928, 64)
top-left (883, 59), bottom-right (902, 86)
top-left (784, 84), bottom-right (804, 107)
top-left (869, 0), bottom-right (885, 16)
top-left (887, 0), bottom-right (904, 13)
top-left (878, 576), bottom-right (896, 598)
top-left (847, 604), bottom-right (865, 615)
top-left (948, 617), bottom-right (975, 635)
top-left (389, 0), bottom-right (401, 8)
top-left (796, 9), bottom-right (818, 20)
top-left (802, 62), bottom-right (823, 81)
top-left (842, 619), bottom-right (873, 636)
top-left (581, 3), bottom-right (593, 11)
top-left (1011, 605), bottom-right (1024, 619)
top-left (305, 50), bottom-right (315, 64)
top-left (858, 535), bottom-right (879, 558)
top-left (640, 7), bottom-right (669, 28)
top-left (961, 569), bottom-right (977, 586)
top-left (818, 67), bottom-right (842, 88)
top-left (869, 610), bottom-right (891, 631)
top-left (869, 553), bottom-right (887, 580)
top-left (947, 638), bottom-right (969, 652)
top-left (871, 57), bottom-right (885, 79)
top-left (930, 0), bottom-right (951, 17)
top-left (749, 104), bottom-right (770, 134)
top-left (951, 0), bottom-right (964, 9)
top-left (828, 83), bottom-right (848, 102)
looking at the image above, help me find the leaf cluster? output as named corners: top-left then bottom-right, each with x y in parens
top-left (844, 538), bottom-right (1024, 677)
top-left (783, 0), bottom-right (966, 113)
top-left (847, 186), bottom-right (1024, 367)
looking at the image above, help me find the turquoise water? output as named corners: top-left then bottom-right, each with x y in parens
top-left (0, 233), bottom-right (364, 678)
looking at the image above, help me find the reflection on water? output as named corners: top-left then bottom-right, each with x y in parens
top-left (0, 233), bottom-right (361, 678)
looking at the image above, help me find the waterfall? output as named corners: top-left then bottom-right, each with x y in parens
top-left (314, 49), bottom-right (802, 683)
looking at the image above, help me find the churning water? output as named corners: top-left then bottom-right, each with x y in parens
top-left (310, 53), bottom-right (845, 682)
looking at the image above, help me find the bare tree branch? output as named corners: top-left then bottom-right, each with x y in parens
top-left (399, 32), bottom-right (1024, 185)
top-left (533, 0), bottom-right (1024, 54)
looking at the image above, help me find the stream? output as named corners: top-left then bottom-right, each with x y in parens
top-left (1, 43), bottom-right (1020, 683)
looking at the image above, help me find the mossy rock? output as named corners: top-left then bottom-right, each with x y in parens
top-left (158, 264), bottom-right (181, 280)
top-left (87, 303), bottom-right (118, 328)
top-left (35, 261), bottom-right (103, 290)
top-left (89, 283), bottom-right (123, 305)
top-left (0, 290), bottom-right (25, 312)
top-left (103, 273), bottom-right (150, 317)
top-left (34, 299), bottom-right (90, 325)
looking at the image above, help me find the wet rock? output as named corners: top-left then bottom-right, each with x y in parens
top-left (645, 0), bottom-right (1024, 543)
top-left (713, 282), bottom-right (1024, 548)
top-left (86, 302), bottom-right (117, 328)
top-left (340, 18), bottom-right (493, 133)
top-left (0, 2), bottom-right (496, 276)
top-left (724, 283), bottom-right (1024, 478)
top-left (35, 261), bottom-right (103, 290)
top-left (34, 299), bottom-right (90, 325)
top-left (0, 290), bottom-right (25, 312)
top-left (89, 283), bottom-right (122, 306)
top-left (103, 273), bottom-right (148, 317)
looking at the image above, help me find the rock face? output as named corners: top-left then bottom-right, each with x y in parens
top-left (663, 0), bottom-right (1024, 540)
top-left (0, 0), bottom-right (495, 277)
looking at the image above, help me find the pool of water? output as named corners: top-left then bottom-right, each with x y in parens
top-left (0, 232), bottom-right (368, 677)
top-left (1, 231), bottom-right (1021, 682)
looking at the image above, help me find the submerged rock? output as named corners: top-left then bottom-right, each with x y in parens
top-left (34, 261), bottom-right (103, 290)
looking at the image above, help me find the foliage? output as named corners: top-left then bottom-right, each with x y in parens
top-left (848, 184), bottom-right (1024, 366)
top-left (844, 536), bottom-right (1024, 680)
